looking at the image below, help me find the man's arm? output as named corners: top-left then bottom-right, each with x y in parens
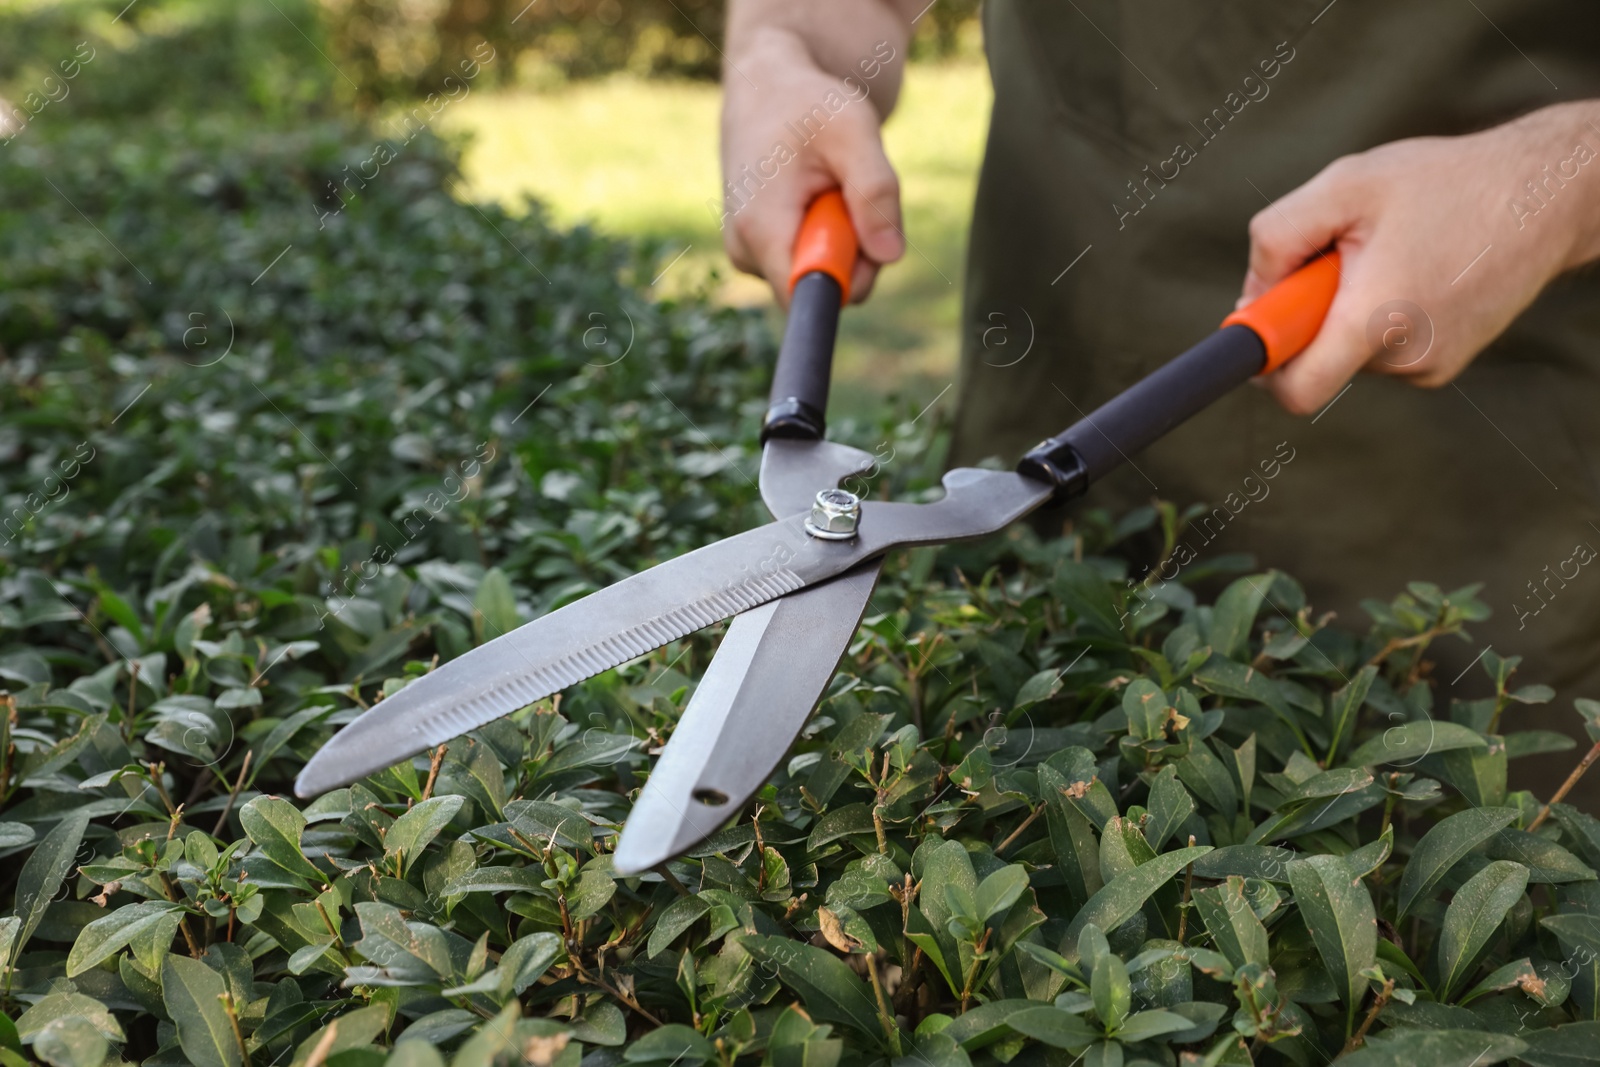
top-left (721, 0), bottom-right (926, 305)
top-left (1243, 100), bottom-right (1600, 414)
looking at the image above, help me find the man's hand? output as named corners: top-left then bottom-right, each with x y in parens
top-left (1242, 101), bottom-right (1600, 415)
top-left (721, 0), bottom-right (924, 306)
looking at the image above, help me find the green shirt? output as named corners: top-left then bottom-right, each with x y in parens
top-left (955, 0), bottom-right (1600, 794)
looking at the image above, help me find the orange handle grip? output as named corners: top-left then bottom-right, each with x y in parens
top-left (1221, 251), bottom-right (1341, 373)
top-left (788, 190), bottom-right (859, 302)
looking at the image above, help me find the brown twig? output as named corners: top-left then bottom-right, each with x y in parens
top-left (147, 761), bottom-right (177, 815)
top-left (158, 872), bottom-right (201, 957)
top-left (571, 957), bottom-right (663, 1026)
top-left (653, 864), bottom-right (690, 897)
top-left (1530, 739), bottom-right (1600, 830)
top-left (865, 952), bottom-right (902, 1055)
top-left (995, 803), bottom-right (1046, 856)
top-left (220, 991), bottom-right (252, 1067)
top-left (420, 743), bottom-right (448, 802)
top-left (1177, 836), bottom-right (1197, 944)
top-left (123, 661), bottom-right (142, 744)
top-left (1, 694), bottom-right (18, 802)
top-left (305, 1020), bottom-right (339, 1067)
top-left (1343, 977), bottom-right (1394, 1053)
top-left (211, 750), bottom-right (254, 836)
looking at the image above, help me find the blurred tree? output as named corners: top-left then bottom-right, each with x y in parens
top-left (313, 0), bottom-right (980, 105)
top-left (0, 0), bottom-right (981, 118)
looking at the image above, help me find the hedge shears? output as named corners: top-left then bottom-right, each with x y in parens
top-left (297, 192), bottom-right (1340, 874)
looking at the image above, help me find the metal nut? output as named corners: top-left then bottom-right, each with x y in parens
top-left (805, 488), bottom-right (861, 540)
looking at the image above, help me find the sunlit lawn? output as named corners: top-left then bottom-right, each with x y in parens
top-left (439, 60), bottom-right (991, 416)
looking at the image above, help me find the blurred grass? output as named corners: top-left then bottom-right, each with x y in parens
top-left (439, 59), bottom-right (990, 416)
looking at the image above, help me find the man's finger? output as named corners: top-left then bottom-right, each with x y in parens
top-left (1245, 160), bottom-right (1363, 291)
top-left (825, 122), bottom-right (905, 267)
top-left (1262, 267), bottom-right (1378, 416)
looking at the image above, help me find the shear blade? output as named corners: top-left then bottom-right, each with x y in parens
top-left (295, 467), bottom-right (1049, 798)
top-left (613, 562), bottom-right (880, 874)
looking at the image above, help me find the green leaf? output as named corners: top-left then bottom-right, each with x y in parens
top-left (1122, 678), bottom-right (1169, 741)
top-left (162, 954), bottom-right (243, 1067)
top-left (384, 794), bottom-right (464, 874)
top-left (1091, 953), bottom-right (1131, 1031)
top-left (289, 1004), bottom-right (390, 1066)
top-left (1286, 853), bottom-right (1376, 1017)
top-left (1326, 665), bottom-right (1377, 765)
top-left (441, 867), bottom-right (544, 895)
top-left (1193, 877), bottom-right (1269, 969)
top-left (975, 865), bottom-right (1030, 923)
top-left (1344, 823), bottom-right (1394, 879)
top-left (1114, 1008), bottom-right (1199, 1043)
top-left (32, 1017), bottom-right (107, 1067)
top-left (1521, 1021), bottom-right (1600, 1067)
top-left (567, 867), bottom-right (616, 920)
top-left (387, 1042), bottom-right (447, 1067)
top-left (1396, 807), bottom-right (1518, 920)
top-left (1190, 845), bottom-right (1295, 883)
top-left (0, 823), bottom-right (34, 849)
top-left (10, 809), bottom-right (90, 966)
top-left (647, 895), bottom-right (711, 959)
top-left (1344, 719), bottom-right (1487, 767)
top-left (1013, 668), bottom-right (1065, 709)
top-left (239, 796), bottom-right (325, 882)
top-left (622, 1024), bottom-right (715, 1065)
top-left (66, 900), bottom-right (184, 977)
top-left (1437, 859), bottom-right (1529, 999)
top-left (1174, 747), bottom-right (1238, 816)
top-left (473, 568), bottom-right (521, 640)
top-left (1005, 1005), bottom-right (1100, 1049)
top-left (1458, 957), bottom-right (1537, 1005)
top-left (1144, 766), bottom-right (1195, 850)
top-left (15, 992), bottom-right (122, 1050)
top-left (498, 932), bottom-right (563, 998)
top-left (737, 934), bottom-right (887, 1048)
top-left (1540, 913), bottom-right (1600, 955)
top-left (1063, 846), bottom-right (1211, 956)
top-left (1486, 829), bottom-right (1596, 883)
top-left (1340, 1028), bottom-right (1525, 1067)
top-left (1206, 573), bottom-right (1272, 660)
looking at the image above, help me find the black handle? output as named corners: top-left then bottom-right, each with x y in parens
top-left (761, 270), bottom-right (843, 442)
top-left (1016, 324), bottom-right (1268, 498)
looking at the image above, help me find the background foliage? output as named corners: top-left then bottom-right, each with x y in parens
top-left (3, 103), bottom-right (1600, 1067)
top-left (0, 0), bottom-right (983, 113)
top-left (5, 3), bottom-right (1600, 1065)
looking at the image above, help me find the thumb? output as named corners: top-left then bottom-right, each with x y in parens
top-left (821, 122), bottom-right (905, 267)
top-left (1242, 160), bottom-right (1363, 301)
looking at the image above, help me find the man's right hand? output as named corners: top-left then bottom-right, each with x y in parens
top-left (721, 0), bottom-right (923, 306)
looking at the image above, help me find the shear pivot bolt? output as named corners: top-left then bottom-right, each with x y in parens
top-left (805, 488), bottom-right (861, 540)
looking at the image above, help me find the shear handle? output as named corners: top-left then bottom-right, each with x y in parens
top-left (762, 191), bottom-right (859, 442)
top-left (1018, 252), bottom-right (1341, 498)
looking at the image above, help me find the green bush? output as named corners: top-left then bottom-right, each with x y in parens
top-left (4, 116), bottom-right (1600, 1067)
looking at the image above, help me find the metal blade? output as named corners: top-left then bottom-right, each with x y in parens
top-left (295, 467), bottom-right (1051, 797)
top-left (613, 561), bottom-right (880, 874)
top-left (759, 438), bottom-right (875, 517)
top-left (611, 438), bottom-right (874, 871)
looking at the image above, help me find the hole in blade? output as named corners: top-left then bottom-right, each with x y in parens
top-left (692, 787), bottom-right (729, 806)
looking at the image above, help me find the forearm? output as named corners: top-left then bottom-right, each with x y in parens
top-left (725, 0), bottom-right (921, 119)
top-left (1508, 99), bottom-right (1600, 271)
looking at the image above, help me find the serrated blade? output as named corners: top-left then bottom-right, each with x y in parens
top-left (613, 561), bottom-right (881, 874)
top-left (296, 511), bottom-right (823, 795)
top-left (295, 468), bottom-right (1051, 797)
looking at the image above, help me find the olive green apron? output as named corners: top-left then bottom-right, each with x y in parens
top-left (954, 0), bottom-right (1600, 799)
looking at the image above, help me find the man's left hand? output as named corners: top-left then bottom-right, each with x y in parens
top-left (1241, 100), bottom-right (1600, 415)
